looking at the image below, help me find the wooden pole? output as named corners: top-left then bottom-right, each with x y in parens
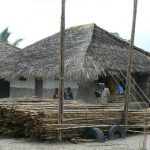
top-left (124, 0), bottom-right (138, 125)
top-left (58, 0), bottom-right (65, 140)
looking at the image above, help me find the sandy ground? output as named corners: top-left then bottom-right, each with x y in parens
top-left (0, 134), bottom-right (149, 150)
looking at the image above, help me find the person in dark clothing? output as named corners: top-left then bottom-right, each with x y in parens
top-left (95, 88), bottom-right (102, 97)
top-left (95, 84), bottom-right (102, 104)
top-left (64, 87), bottom-right (73, 100)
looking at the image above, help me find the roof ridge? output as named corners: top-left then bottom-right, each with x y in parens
top-left (82, 23), bottom-right (95, 63)
top-left (23, 23), bottom-right (150, 56)
top-left (92, 24), bottom-right (150, 56)
top-left (66, 23), bottom-right (95, 30)
top-left (23, 23), bottom-right (95, 50)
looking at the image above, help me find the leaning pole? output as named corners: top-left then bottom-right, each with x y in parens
top-left (58, 0), bottom-right (65, 141)
top-left (124, 0), bottom-right (138, 125)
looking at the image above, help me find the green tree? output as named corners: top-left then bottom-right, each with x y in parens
top-left (0, 27), bottom-right (23, 46)
top-left (111, 32), bottom-right (130, 43)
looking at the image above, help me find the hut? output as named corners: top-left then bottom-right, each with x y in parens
top-left (0, 24), bottom-right (149, 103)
top-left (0, 41), bottom-right (20, 98)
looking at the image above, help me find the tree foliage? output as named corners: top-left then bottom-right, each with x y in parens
top-left (0, 27), bottom-right (23, 47)
top-left (111, 32), bottom-right (131, 43)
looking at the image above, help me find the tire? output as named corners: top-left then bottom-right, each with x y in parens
top-left (84, 127), bottom-right (105, 143)
top-left (109, 125), bottom-right (125, 140)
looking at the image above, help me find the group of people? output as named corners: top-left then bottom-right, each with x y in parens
top-left (94, 82), bottom-right (125, 104)
top-left (53, 87), bottom-right (73, 100)
top-left (53, 82), bottom-right (124, 104)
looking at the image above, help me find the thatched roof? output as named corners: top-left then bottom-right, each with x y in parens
top-left (0, 41), bottom-right (20, 60)
top-left (0, 23), bottom-right (149, 81)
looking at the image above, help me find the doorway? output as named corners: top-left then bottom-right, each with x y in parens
top-left (0, 79), bottom-right (10, 98)
top-left (35, 79), bottom-right (43, 97)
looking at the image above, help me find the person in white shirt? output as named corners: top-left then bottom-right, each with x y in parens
top-left (99, 83), bottom-right (110, 104)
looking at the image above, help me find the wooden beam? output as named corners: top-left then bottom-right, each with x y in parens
top-left (124, 0), bottom-right (138, 125)
top-left (58, 0), bottom-right (66, 141)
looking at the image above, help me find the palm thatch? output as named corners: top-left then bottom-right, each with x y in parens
top-left (0, 24), bottom-right (149, 81)
top-left (0, 41), bottom-right (20, 60)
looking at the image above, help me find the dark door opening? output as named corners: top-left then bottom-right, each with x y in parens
top-left (35, 79), bottom-right (43, 97)
top-left (0, 79), bottom-right (10, 98)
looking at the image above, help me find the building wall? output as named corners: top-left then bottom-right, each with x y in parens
top-left (10, 79), bottom-right (35, 97)
top-left (9, 75), bottom-right (150, 104)
top-left (43, 79), bottom-right (78, 99)
top-left (10, 79), bottom-right (79, 99)
top-left (77, 81), bottom-right (97, 104)
top-left (9, 78), bottom-right (124, 104)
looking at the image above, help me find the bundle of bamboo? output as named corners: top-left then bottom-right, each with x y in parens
top-left (0, 97), bottom-right (149, 140)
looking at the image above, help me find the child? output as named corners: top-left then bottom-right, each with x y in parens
top-left (53, 88), bottom-right (59, 99)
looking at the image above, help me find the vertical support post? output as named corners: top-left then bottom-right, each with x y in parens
top-left (58, 0), bottom-right (65, 141)
top-left (124, 0), bottom-right (138, 125)
top-left (143, 110), bottom-right (147, 149)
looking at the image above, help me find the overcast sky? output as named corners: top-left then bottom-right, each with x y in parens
top-left (0, 0), bottom-right (149, 52)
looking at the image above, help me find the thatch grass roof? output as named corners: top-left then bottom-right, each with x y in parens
top-left (0, 24), bottom-right (149, 81)
top-left (0, 41), bottom-right (20, 60)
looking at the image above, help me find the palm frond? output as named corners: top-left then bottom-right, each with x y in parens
top-left (0, 27), bottom-right (11, 42)
top-left (12, 38), bottom-right (23, 46)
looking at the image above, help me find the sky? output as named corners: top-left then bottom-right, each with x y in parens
top-left (0, 0), bottom-right (149, 52)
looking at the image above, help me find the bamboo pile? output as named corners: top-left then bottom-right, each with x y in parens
top-left (0, 97), bottom-right (149, 140)
top-left (108, 94), bottom-right (125, 103)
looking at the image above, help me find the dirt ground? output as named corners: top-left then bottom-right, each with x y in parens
top-left (0, 134), bottom-right (149, 150)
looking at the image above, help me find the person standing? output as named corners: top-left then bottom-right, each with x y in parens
top-left (99, 83), bottom-right (110, 104)
top-left (95, 85), bottom-right (102, 104)
top-left (117, 83), bottom-right (125, 95)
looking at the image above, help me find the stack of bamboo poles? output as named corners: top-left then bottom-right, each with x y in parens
top-left (108, 94), bottom-right (125, 103)
top-left (0, 97), bottom-right (149, 140)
